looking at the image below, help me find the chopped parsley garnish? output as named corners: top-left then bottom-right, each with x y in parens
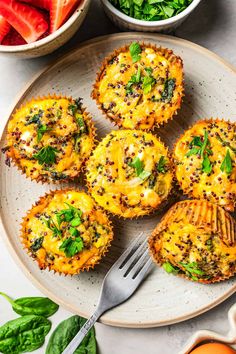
top-left (59, 236), bottom-right (84, 258)
top-left (161, 78), bottom-right (176, 102)
top-left (186, 130), bottom-right (213, 173)
top-left (126, 66), bottom-right (156, 95)
top-left (220, 149), bottom-right (233, 175)
top-left (43, 217), bottom-right (62, 238)
top-left (179, 262), bottom-right (205, 277)
top-left (37, 124), bottom-right (51, 142)
top-left (216, 132), bottom-right (236, 154)
top-left (163, 262), bottom-right (179, 274)
top-left (156, 156), bottom-right (167, 173)
top-left (129, 42), bottom-right (142, 63)
top-left (142, 75), bottom-right (156, 94)
top-left (128, 156), bottom-right (151, 181)
top-left (109, 0), bottom-right (193, 21)
top-left (30, 237), bottom-right (44, 252)
top-left (42, 203), bottom-right (84, 258)
top-left (25, 110), bottom-right (43, 126)
top-left (77, 115), bottom-right (87, 134)
top-left (33, 146), bottom-right (58, 166)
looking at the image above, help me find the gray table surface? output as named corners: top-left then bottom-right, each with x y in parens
top-left (0, 1), bottom-right (236, 353)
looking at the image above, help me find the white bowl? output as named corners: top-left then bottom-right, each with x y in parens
top-left (179, 303), bottom-right (236, 354)
top-left (0, 0), bottom-right (91, 58)
top-left (101, 0), bottom-right (202, 33)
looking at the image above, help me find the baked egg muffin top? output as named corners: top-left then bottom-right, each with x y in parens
top-left (5, 96), bottom-right (95, 183)
top-left (21, 190), bottom-right (113, 275)
top-left (149, 200), bottom-right (236, 284)
top-left (86, 130), bottom-right (173, 218)
top-left (92, 42), bottom-right (183, 130)
top-left (173, 119), bottom-right (236, 211)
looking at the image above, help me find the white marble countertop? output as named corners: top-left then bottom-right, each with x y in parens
top-left (0, 1), bottom-right (236, 353)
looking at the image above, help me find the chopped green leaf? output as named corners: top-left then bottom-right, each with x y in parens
top-left (129, 42), bottom-right (142, 63)
top-left (161, 78), bottom-right (176, 102)
top-left (156, 156), bottom-right (167, 173)
top-left (138, 170), bottom-right (151, 181)
top-left (202, 154), bottom-right (212, 174)
top-left (142, 75), bottom-right (156, 94)
top-left (33, 146), bottom-right (58, 166)
top-left (43, 217), bottom-right (62, 238)
top-left (71, 217), bottom-right (82, 227)
top-left (30, 237), bottom-right (44, 252)
top-left (25, 110), bottom-right (43, 126)
top-left (69, 227), bottom-right (79, 237)
top-left (59, 237), bottom-right (84, 258)
top-left (37, 125), bottom-right (51, 142)
top-left (128, 156), bottom-right (151, 181)
top-left (179, 262), bottom-right (205, 277)
top-left (163, 262), bottom-right (179, 274)
top-left (220, 149), bottom-right (233, 175)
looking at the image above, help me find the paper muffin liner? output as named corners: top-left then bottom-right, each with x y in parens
top-left (148, 199), bottom-right (236, 284)
top-left (172, 118), bottom-right (236, 212)
top-left (92, 42), bottom-right (184, 131)
top-left (85, 129), bottom-right (175, 219)
top-left (20, 188), bottom-right (114, 276)
top-left (4, 94), bottom-right (96, 185)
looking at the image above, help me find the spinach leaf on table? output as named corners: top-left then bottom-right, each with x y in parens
top-left (0, 315), bottom-right (51, 354)
top-left (0, 292), bottom-right (59, 317)
top-left (46, 315), bottom-right (97, 354)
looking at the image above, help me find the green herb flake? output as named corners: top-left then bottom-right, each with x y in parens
top-left (59, 236), bottom-right (84, 258)
top-left (179, 262), bottom-right (205, 277)
top-left (163, 262), bottom-right (179, 274)
top-left (33, 146), bottom-right (58, 166)
top-left (129, 42), bottom-right (142, 63)
top-left (220, 149), bottom-right (233, 175)
top-left (37, 124), bottom-right (51, 142)
top-left (161, 78), bottom-right (176, 102)
top-left (25, 110), bottom-right (43, 126)
top-left (128, 157), bottom-right (151, 181)
top-left (43, 217), bottom-right (62, 238)
top-left (156, 156), bottom-right (167, 173)
top-left (142, 75), bottom-right (156, 94)
top-left (30, 237), bottom-right (44, 252)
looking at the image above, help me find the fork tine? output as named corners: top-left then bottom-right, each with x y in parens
top-left (121, 237), bottom-right (147, 272)
top-left (135, 257), bottom-right (154, 280)
top-left (127, 248), bottom-right (150, 278)
top-left (107, 232), bottom-right (145, 271)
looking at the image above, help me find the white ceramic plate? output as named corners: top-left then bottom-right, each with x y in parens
top-left (0, 33), bottom-right (236, 328)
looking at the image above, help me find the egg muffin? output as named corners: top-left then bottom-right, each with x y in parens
top-left (173, 119), bottom-right (236, 211)
top-left (149, 200), bottom-right (236, 283)
top-left (86, 130), bottom-right (173, 218)
top-left (92, 42), bottom-right (183, 130)
top-left (21, 190), bottom-right (113, 275)
top-left (5, 96), bottom-right (95, 183)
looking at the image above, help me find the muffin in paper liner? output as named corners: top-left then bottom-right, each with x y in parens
top-left (4, 95), bottom-right (96, 184)
top-left (21, 189), bottom-right (113, 275)
top-left (92, 42), bottom-right (184, 130)
top-left (148, 199), bottom-right (236, 284)
top-left (173, 118), bottom-right (236, 212)
top-left (86, 129), bottom-right (174, 218)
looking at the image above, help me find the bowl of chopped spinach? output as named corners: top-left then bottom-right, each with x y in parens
top-left (101, 0), bottom-right (202, 32)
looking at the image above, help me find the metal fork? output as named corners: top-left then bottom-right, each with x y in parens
top-left (62, 233), bottom-right (154, 354)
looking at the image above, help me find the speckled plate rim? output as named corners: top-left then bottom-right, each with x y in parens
top-left (0, 33), bottom-right (236, 328)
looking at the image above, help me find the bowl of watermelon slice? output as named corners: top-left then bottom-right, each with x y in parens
top-left (0, 0), bottom-right (90, 58)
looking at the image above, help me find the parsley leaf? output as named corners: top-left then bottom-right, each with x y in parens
top-left (156, 156), bottom-right (167, 173)
top-left (25, 110), bottom-right (43, 126)
top-left (43, 217), bottom-right (62, 238)
top-left (129, 42), bottom-right (142, 63)
top-left (142, 75), bottom-right (156, 94)
top-left (128, 157), bottom-right (151, 180)
top-left (33, 146), bottom-right (58, 166)
top-left (125, 67), bottom-right (142, 94)
top-left (59, 236), bottom-right (84, 258)
top-left (37, 125), bottom-right (51, 142)
top-left (220, 149), bottom-right (233, 175)
top-left (186, 130), bottom-right (213, 173)
top-left (30, 237), bottom-right (44, 252)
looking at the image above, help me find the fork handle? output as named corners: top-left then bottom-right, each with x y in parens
top-left (61, 308), bottom-right (102, 354)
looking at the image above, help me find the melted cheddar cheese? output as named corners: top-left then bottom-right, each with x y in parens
top-left (21, 190), bottom-right (113, 275)
top-left (86, 130), bottom-right (173, 218)
top-left (6, 97), bottom-right (95, 183)
top-left (149, 200), bottom-right (236, 283)
top-left (93, 44), bottom-right (183, 130)
top-left (174, 120), bottom-right (236, 211)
